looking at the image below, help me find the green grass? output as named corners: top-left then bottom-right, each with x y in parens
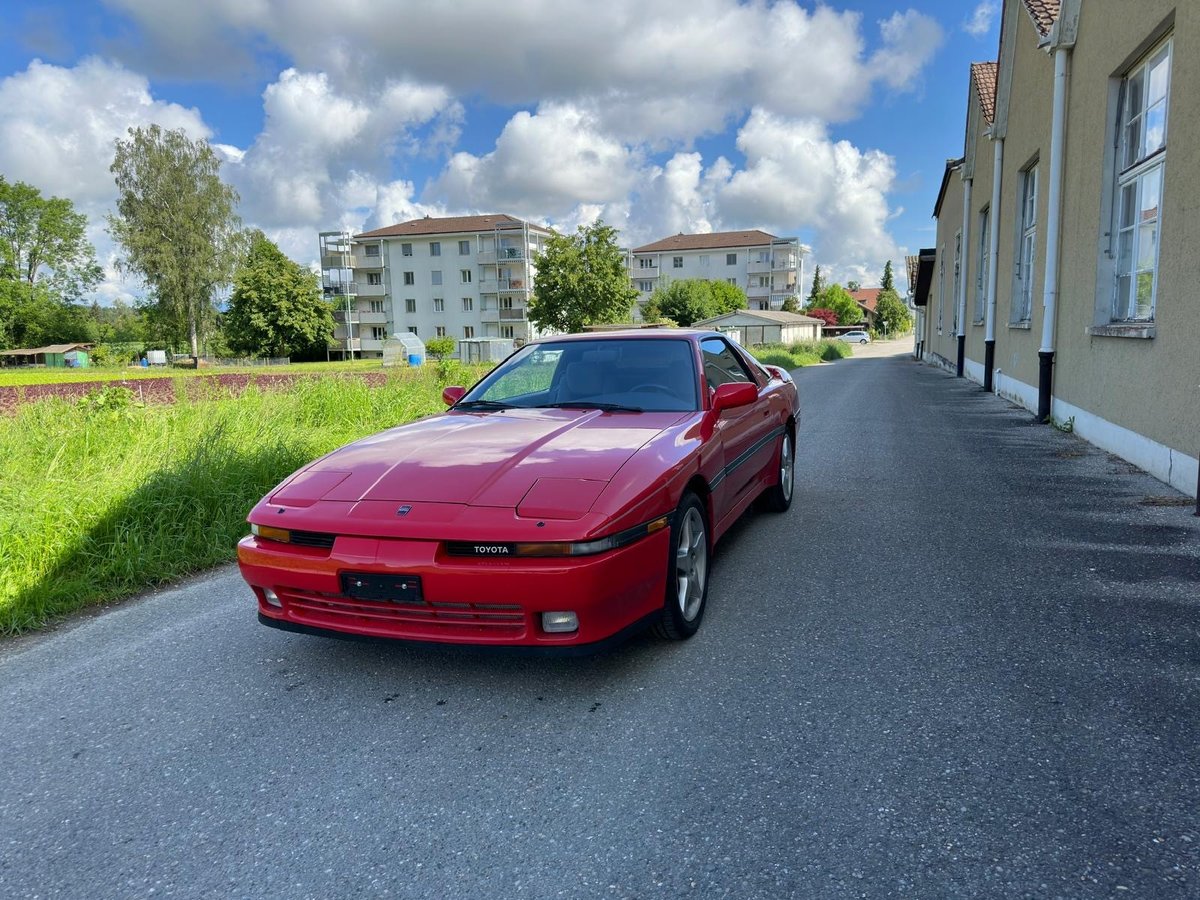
top-left (0, 358), bottom-right (385, 387)
top-left (0, 365), bottom-right (488, 635)
top-left (749, 339), bottom-right (853, 370)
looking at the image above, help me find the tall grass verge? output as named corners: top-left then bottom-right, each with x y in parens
top-left (0, 366), bottom-right (487, 635)
top-left (749, 339), bottom-right (852, 370)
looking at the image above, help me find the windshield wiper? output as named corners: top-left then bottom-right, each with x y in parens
top-left (452, 399), bottom-right (519, 411)
top-left (537, 401), bottom-right (644, 413)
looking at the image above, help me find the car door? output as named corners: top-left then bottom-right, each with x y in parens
top-left (700, 337), bottom-right (773, 524)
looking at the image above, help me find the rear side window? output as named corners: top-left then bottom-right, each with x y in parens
top-left (700, 337), bottom-right (755, 389)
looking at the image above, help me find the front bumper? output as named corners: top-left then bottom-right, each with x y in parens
top-left (237, 528), bottom-right (670, 647)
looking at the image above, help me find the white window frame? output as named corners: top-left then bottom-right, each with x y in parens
top-left (401, 243), bottom-right (412, 257)
top-left (1013, 165), bottom-right (1038, 323)
top-left (369, 299), bottom-right (384, 313)
top-left (726, 253), bottom-right (737, 266)
top-left (403, 271), bottom-right (415, 286)
top-left (430, 241), bottom-right (441, 257)
top-left (462, 297), bottom-right (473, 311)
top-left (464, 325), bottom-right (475, 338)
top-left (366, 272), bottom-right (382, 286)
top-left (460, 269), bottom-right (472, 284)
top-left (1111, 38), bottom-right (1171, 323)
top-left (408, 326), bottom-right (418, 335)
top-left (672, 256), bottom-right (683, 268)
top-left (431, 270), bottom-right (442, 286)
top-left (371, 326), bottom-right (386, 340)
top-left (404, 298), bottom-right (416, 314)
top-left (364, 244), bottom-right (380, 257)
top-left (974, 206), bottom-right (990, 324)
top-left (433, 298), bottom-right (444, 312)
top-left (458, 240), bottom-right (471, 255)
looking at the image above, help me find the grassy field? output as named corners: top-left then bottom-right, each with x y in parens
top-left (0, 358), bottom-right (384, 387)
top-left (0, 363), bottom-right (488, 635)
top-left (749, 339), bottom-right (854, 370)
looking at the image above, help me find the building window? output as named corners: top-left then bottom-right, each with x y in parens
top-left (727, 278), bottom-right (737, 286)
top-left (459, 240), bottom-right (471, 255)
top-left (975, 206), bottom-right (990, 324)
top-left (405, 298), bottom-right (416, 313)
top-left (401, 243), bottom-right (412, 257)
top-left (638, 257), bottom-right (655, 269)
top-left (638, 280), bottom-right (653, 292)
top-left (1112, 39), bottom-right (1171, 322)
top-left (673, 256), bottom-right (683, 268)
top-left (460, 269), bottom-right (472, 284)
top-left (462, 297), bottom-right (473, 311)
top-left (464, 325), bottom-right (475, 338)
top-left (369, 299), bottom-right (384, 313)
top-left (430, 241), bottom-right (441, 256)
top-left (1013, 164), bottom-right (1038, 323)
top-left (500, 325), bottom-right (515, 339)
top-left (431, 270), bottom-right (442, 286)
top-left (408, 326), bottom-right (418, 335)
top-left (952, 229), bottom-right (961, 334)
top-left (433, 298), bottom-right (444, 312)
top-left (937, 249), bottom-right (945, 334)
top-left (364, 244), bottom-right (380, 257)
top-left (435, 326), bottom-right (447, 337)
top-left (726, 253), bottom-right (737, 265)
top-left (403, 271), bottom-right (415, 286)
top-left (367, 272), bottom-right (382, 285)
top-left (371, 326), bottom-right (386, 340)
top-left (699, 254), bottom-right (709, 267)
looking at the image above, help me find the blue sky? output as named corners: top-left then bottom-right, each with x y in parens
top-left (0, 1), bottom-right (1002, 301)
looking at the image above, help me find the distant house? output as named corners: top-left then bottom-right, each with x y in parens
top-left (848, 287), bottom-right (882, 325)
top-left (0, 343), bottom-right (92, 368)
top-left (694, 309), bottom-right (824, 345)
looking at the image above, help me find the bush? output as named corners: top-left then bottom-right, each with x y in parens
top-left (425, 336), bottom-right (456, 360)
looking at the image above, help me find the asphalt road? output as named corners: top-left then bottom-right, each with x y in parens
top-left (3, 345), bottom-right (1199, 899)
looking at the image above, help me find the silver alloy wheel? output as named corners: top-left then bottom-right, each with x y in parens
top-left (780, 433), bottom-right (794, 502)
top-left (676, 507), bottom-right (707, 621)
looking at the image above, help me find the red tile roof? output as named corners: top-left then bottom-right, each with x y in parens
top-left (356, 214), bottom-right (537, 239)
top-left (971, 61), bottom-right (999, 124)
top-left (1021, 0), bottom-right (1060, 37)
top-left (632, 230), bottom-right (781, 253)
top-left (848, 288), bottom-right (883, 312)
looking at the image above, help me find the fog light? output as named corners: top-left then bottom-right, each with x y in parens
top-left (541, 611), bottom-right (578, 633)
top-left (262, 588), bottom-right (282, 608)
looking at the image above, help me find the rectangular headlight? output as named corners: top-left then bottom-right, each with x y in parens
top-left (251, 523), bottom-right (291, 543)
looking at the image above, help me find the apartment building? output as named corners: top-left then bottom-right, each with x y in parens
top-left (916, 0), bottom-right (1199, 494)
top-left (319, 214), bottom-right (553, 358)
top-left (627, 231), bottom-right (807, 319)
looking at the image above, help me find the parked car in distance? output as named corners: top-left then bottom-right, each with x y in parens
top-left (838, 330), bottom-right (871, 344)
top-left (238, 330), bottom-right (801, 651)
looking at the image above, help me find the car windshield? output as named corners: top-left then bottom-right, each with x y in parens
top-left (457, 338), bottom-right (699, 412)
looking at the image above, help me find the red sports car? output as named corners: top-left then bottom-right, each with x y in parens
top-left (238, 329), bottom-right (799, 649)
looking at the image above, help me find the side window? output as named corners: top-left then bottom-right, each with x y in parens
top-left (700, 337), bottom-right (755, 390)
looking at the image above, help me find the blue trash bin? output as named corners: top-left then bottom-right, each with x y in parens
top-left (408, 353), bottom-right (423, 366)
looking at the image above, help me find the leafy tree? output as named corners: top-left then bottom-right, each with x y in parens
top-left (806, 264), bottom-right (825, 305)
top-left (425, 335), bottom-right (456, 359)
top-left (810, 284), bottom-right (862, 325)
top-left (780, 293), bottom-right (801, 313)
top-left (805, 307), bottom-right (839, 328)
top-left (646, 278), bottom-right (748, 327)
top-left (846, 280), bottom-right (861, 292)
top-left (707, 279), bottom-right (749, 316)
top-left (223, 231), bottom-right (333, 358)
top-left (881, 259), bottom-right (895, 292)
top-left (873, 288), bottom-right (912, 336)
top-left (528, 220), bottom-right (637, 334)
top-left (108, 125), bottom-right (244, 364)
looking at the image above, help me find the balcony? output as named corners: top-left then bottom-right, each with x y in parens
top-left (354, 253), bottom-right (384, 268)
top-left (482, 305), bottom-right (526, 322)
top-left (772, 256), bottom-right (797, 271)
top-left (480, 277), bottom-right (528, 293)
top-left (770, 292), bottom-right (800, 307)
top-left (746, 259), bottom-right (773, 274)
top-left (322, 281), bottom-right (357, 297)
top-left (629, 264), bottom-right (659, 278)
top-left (357, 281), bottom-right (386, 296)
top-left (358, 311), bottom-right (388, 324)
top-left (747, 283), bottom-right (771, 298)
top-left (477, 247), bottom-right (528, 264)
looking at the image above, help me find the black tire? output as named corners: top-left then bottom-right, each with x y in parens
top-left (760, 427), bottom-right (795, 513)
top-left (653, 492), bottom-right (709, 640)
top-left (859, 338), bottom-right (868, 344)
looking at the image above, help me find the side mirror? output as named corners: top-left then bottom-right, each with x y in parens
top-left (442, 386), bottom-right (466, 406)
top-left (711, 382), bottom-right (758, 413)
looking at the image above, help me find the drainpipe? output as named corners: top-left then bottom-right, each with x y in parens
top-left (957, 176), bottom-right (972, 377)
top-left (1038, 46), bottom-right (1070, 421)
top-left (984, 137), bottom-right (1003, 392)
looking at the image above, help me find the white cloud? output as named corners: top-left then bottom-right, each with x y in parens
top-left (964, 2), bottom-right (1000, 37)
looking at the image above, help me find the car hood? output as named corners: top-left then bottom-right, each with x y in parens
top-left (270, 407), bottom-right (689, 511)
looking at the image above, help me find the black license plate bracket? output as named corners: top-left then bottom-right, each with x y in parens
top-left (341, 572), bottom-right (423, 602)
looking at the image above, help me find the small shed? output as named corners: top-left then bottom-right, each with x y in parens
top-left (693, 310), bottom-right (823, 345)
top-left (382, 333), bottom-right (426, 367)
top-left (458, 338), bottom-right (515, 364)
top-left (0, 342), bottom-right (93, 367)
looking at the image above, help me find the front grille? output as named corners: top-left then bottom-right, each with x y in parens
top-left (278, 588), bottom-right (525, 638)
top-left (289, 530), bottom-right (336, 549)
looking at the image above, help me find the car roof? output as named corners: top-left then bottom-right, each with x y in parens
top-left (526, 329), bottom-right (717, 345)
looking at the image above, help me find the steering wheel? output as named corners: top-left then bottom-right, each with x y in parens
top-left (628, 383), bottom-right (675, 395)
